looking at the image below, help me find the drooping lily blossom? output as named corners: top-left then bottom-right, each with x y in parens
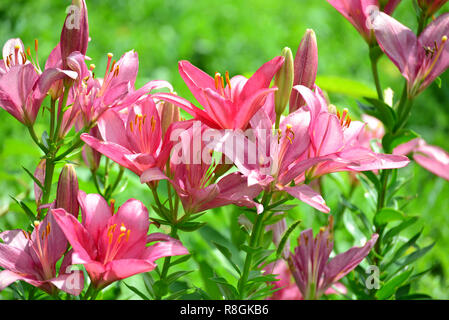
top-left (372, 12), bottom-right (449, 97)
top-left (284, 86), bottom-right (410, 185)
top-left (265, 259), bottom-right (347, 300)
top-left (327, 0), bottom-right (401, 44)
top-left (81, 96), bottom-right (169, 177)
top-left (288, 216), bottom-right (378, 300)
top-left (0, 211), bottom-right (83, 295)
top-left (140, 120), bottom-right (263, 215)
top-left (52, 191), bottom-right (188, 289)
top-left (418, 0), bottom-right (449, 18)
top-left (394, 138), bottom-right (449, 181)
top-left (152, 56), bottom-right (284, 130)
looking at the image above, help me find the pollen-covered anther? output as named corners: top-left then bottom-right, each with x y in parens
top-left (285, 124), bottom-right (295, 144)
top-left (113, 65), bottom-right (120, 77)
top-left (337, 108), bottom-right (351, 128)
top-left (33, 220), bottom-right (40, 228)
top-left (214, 72), bottom-right (223, 90)
top-left (89, 64), bottom-right (96, 71)
top-left (225, 71), bottom-right (231, 89)
top-left (150, 116), bottom-right (156, 132)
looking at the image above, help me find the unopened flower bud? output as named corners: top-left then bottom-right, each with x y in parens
top-left (289, 29), bottom-right (318, 113)
top-left (82, 127), bottom-right (102, 171)
top-left (34, 159), bottom-right (46, 207)
top-left (159, 99), bottom-right (180, 138)
top-left (274, 47), bottom-right (294, 118)
top-left (60, 0), bottom-right (89, 68)
top-left (417, 0), bottom-right (448, 17)
top-left (55, 164), bottom-right (79, 218)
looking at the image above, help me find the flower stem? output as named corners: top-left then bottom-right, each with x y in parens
top-left (369, 46), bottom-right (383, 101)
top-left (238, 191), bottom-right (272, 299)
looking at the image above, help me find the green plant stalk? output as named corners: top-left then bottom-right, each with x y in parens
top-left (155, 226), bottom-right (178, 300)
top-left (238, 191), bottom-right (272, 299)
top-left (369, 47), bottom-right (383, 101)
top-left (27, 124), bottom-right (48, 153)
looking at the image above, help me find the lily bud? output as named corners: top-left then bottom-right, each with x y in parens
top-left (289, 29), bottom-right (318, 113)
top-left (159, 99), bottom-right (180, 138)
top-left (378, 0), bottom-right (402, 15)
top-left (55, 164), bottom-right (79, 218)
top-left (82, 127), bottom-right (102, 171)
top-left (274, 47), bottom-right (294, 117)
top-left (417, 0), bottom-right (448, 17)
top-left (34, 159), bottom-right (46, 207)
top-left (60, 0), bottom-right (89, 68)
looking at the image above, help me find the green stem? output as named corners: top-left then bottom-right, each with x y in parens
top-left (104, 166), bottom-right (125, 200)
top-left (40, 156), bottom-right (55, 217)
top-left (155, 225), bottom-right (178, 300)
top-left (27, 125), bottom-right (48, 153)
top-left (54, 86), bottom-right (69, 140)
top-left (238, 191), bottom-right (272, 299)
top-left (275, 113), bottom-right (281, 130)
top-left (49, 99), bottom-right (56, 141)
top-left (369, 46), bottom-right (383, 101)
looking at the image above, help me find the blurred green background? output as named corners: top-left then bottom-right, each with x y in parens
top-left (0, 0), bottom-right (449, 299)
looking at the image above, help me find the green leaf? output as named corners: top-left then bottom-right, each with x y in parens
top-left (213, 242), bottom-right (241, 275)
top-left (41, 131), bottom-right (49, 149)
top-left (375, 269), bottom-right (413, 299)
top-left (383, 129), bottom-right (420, 152)
top-left (364, 97), bottom-right (397, 132)
top-left (374, 208), bottom-right (405, 226)
top-left (124, 282), bottom-right (150, 300)
top-left (209, 276), bottom-right (238, 299)
top-left (382, 231), bottom-right (422, 269)
top-left (276, 220), bottom-right (301, 258)
top-left (22, 166), bottom-right (43, 189)
top-left (177, 221), bottom-right (207, 232)
top-left (169, 254), bottom-right (192, 267)
top-left (383, 217), bottom-right (418, 243)
top-left (397, 242), bottom-right (435, 269)
top-left (166, 271), bottom-right (193, 285)
top-left (264, 213), bottom-right (288, 225)
top-left (316, 76), bottom-right (377, 99)
top-left (9, 196), bottom-right (35, 222)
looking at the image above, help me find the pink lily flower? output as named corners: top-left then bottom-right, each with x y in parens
top-left (0, 62), bottom-right (77, 125)
top-left (152, 56), bottom-right (284, 130)
top-left (0, 36), bottom-right (79, 125)
top-left (218, 104), bottom-right (330, 213)
top-left (265, 259), bottom-right (347, 300)
top-left (327, 0), bottom-right (401, 44)
top-left (52, 191), bottom-right (188, 289)
top-left (372, 12), bottom-right (449, 97)
top-left (288, 217), bottom-right (378, 300)
top-left (140, 120), bottom-right (263, 214)
top-left (74, 50), bottom-right (172, 127)
top-left (394, 138), bottom-right (449, 181)
top-left (81, 96), bottom-right (170, 177)
top-left (284, 86), bottom-right (410, 185)
top-left (0, 211), bottom-right (83, 295)
top-left (0, 38), bottom-right (29, 75)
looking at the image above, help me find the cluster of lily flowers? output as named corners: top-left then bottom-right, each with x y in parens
top-left (0, 0), bottom-right (448, 300)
